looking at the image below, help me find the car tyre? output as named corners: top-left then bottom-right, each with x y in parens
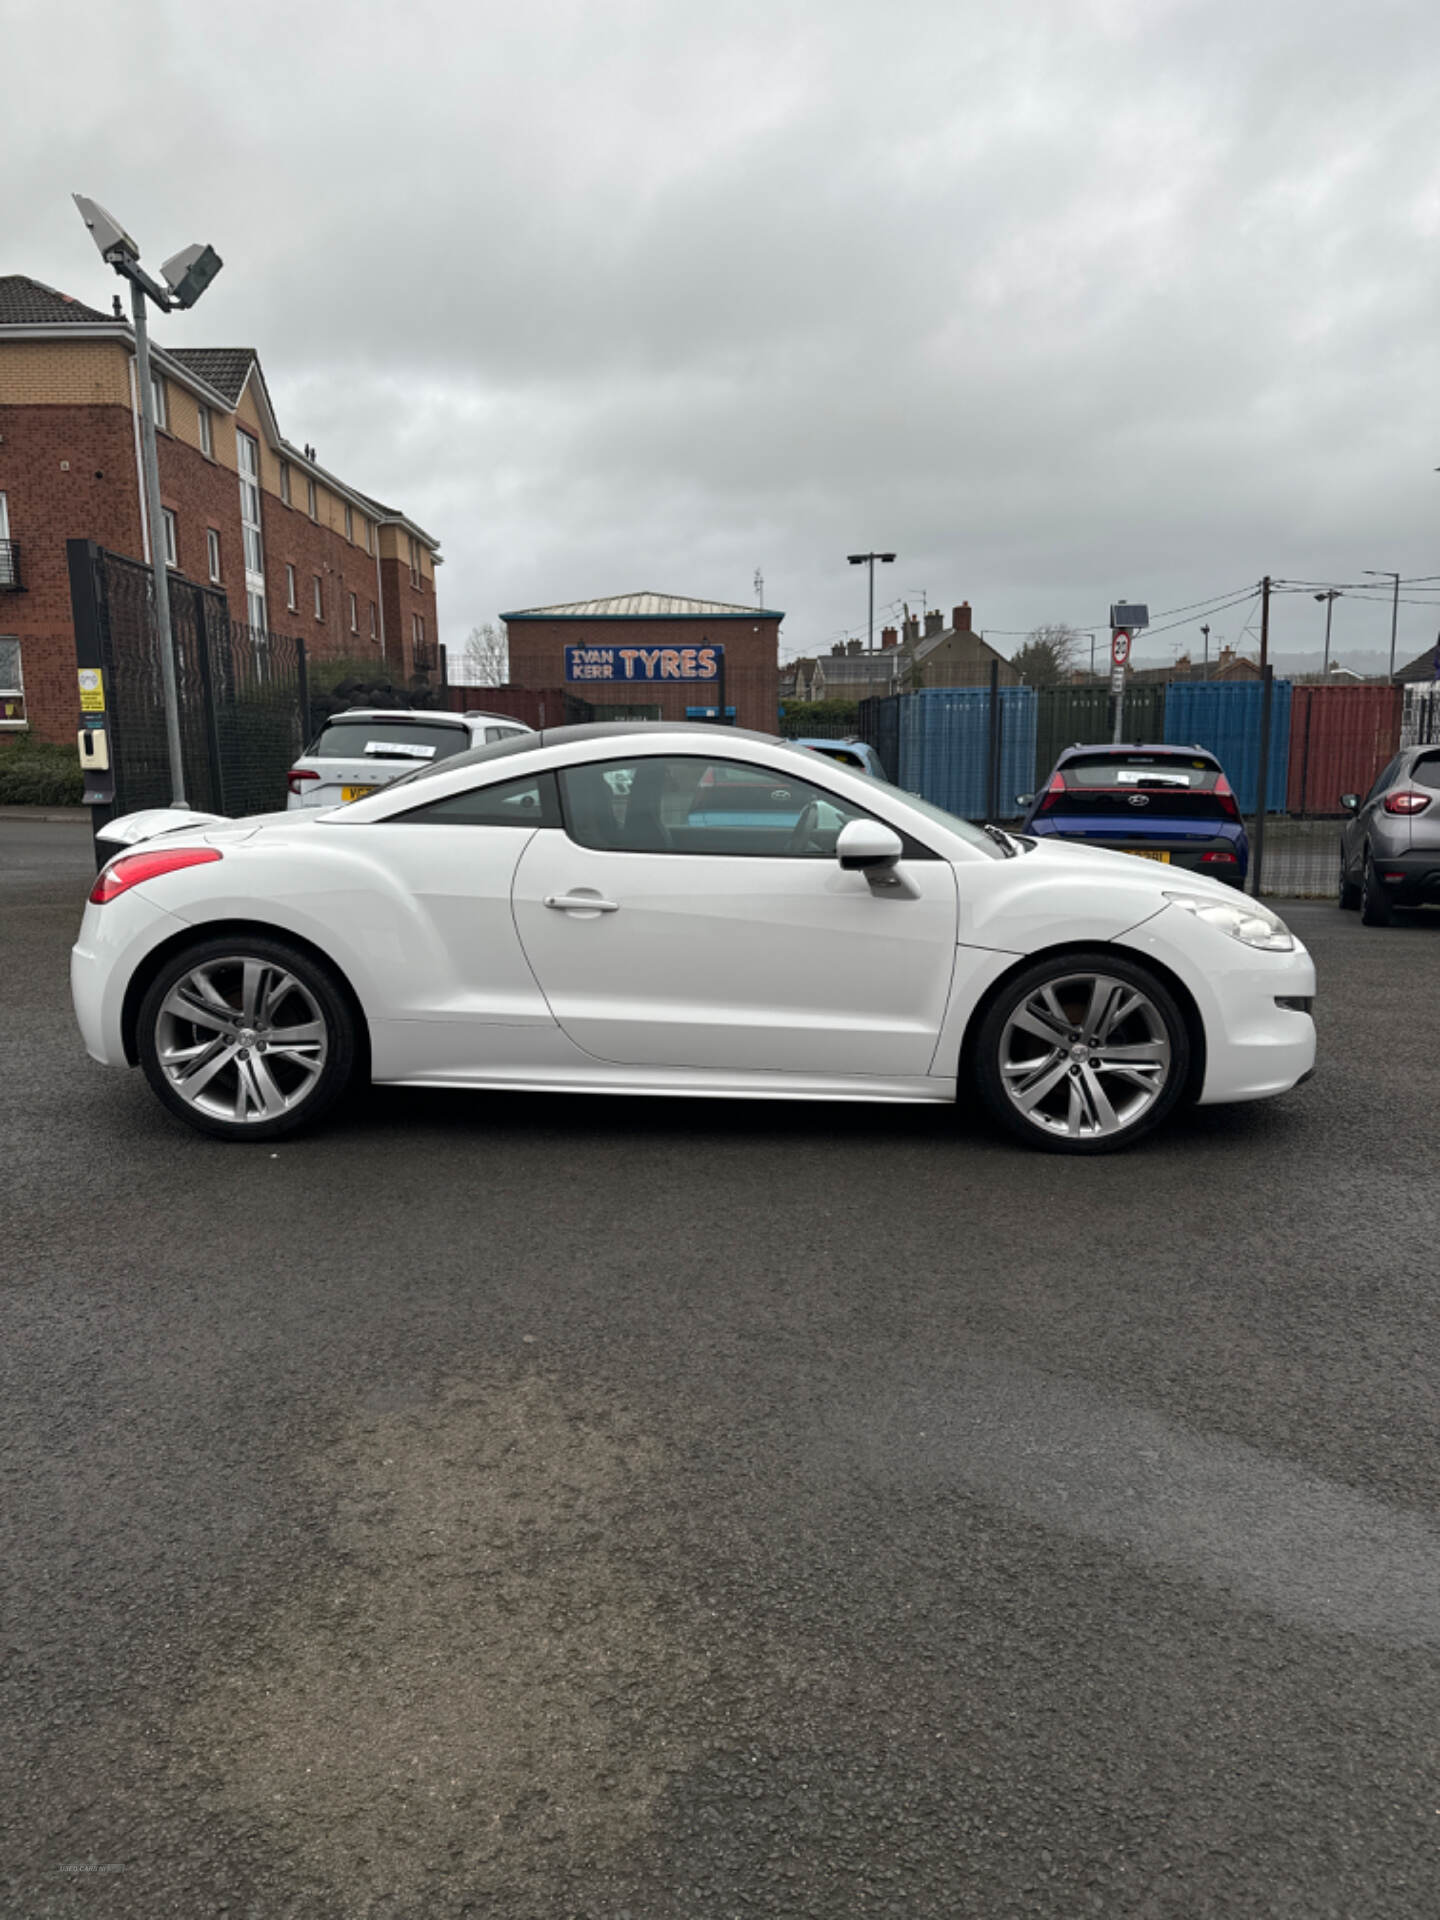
top-left (1359, 854), bottom-right (1394, 928)
top-left (137, 935), bottom-right (357, 1141)
top-left (972, 950), bottom-right (1190, 1156)
top-left (1338, 849), bottom-right (1360, 910)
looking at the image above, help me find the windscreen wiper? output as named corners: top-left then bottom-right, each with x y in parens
top-left (980, 822), bottom-right (1018, 856)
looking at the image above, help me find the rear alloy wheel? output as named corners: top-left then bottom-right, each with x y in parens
top-left (1360, 854), bottom-right (1394, 928)
top-left (974, 953), bottom-right (1189, 1155)
top-left (138, 936), bottom-right (356, 1140)
top-left (1338, 849), bottom-right (1360, 910)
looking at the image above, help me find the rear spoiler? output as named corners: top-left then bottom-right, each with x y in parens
top-left (96, 807), bottom-right (232, 849)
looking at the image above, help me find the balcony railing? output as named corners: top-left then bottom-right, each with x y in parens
top-left (0, 541), bottom-right (20, 591)
top-left (412, 642), bottom-right (437, 672)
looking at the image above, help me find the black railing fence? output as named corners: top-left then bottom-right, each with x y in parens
top-left (68, 540), bottom-right (309, 827)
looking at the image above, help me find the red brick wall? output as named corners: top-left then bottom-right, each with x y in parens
top-left (0, 401), bottom-right (424, 742)
top-left (0, 403), bottom-right (145, 742)
top-left (379, 554), bottom-right (440, 685)
top-left (505, 617), bottom-right (781, 733)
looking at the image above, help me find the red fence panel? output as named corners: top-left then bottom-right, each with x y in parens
top-left (1286, 685), bottom-right (1401, 815)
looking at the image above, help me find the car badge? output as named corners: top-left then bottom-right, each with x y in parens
top-left (1128, 794), bottom-right (1150, 807)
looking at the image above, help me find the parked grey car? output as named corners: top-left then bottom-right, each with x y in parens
top-left (1339, 745), bottom-right (1440, 924)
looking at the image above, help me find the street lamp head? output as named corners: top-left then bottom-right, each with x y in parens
top-left (73, 193), bottom-right (139, 264)
top-left (161, 241), bottom-right (224, 309)
top-left (847, 555), bottom-right (865, 565)
top-left (879, 553), bottom-right (896, 564)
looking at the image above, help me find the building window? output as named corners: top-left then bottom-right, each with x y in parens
top-left (306, 476), bottom-right (317, 520)
top-left (151, 373), bottom-right (168, 430)
top-left (161, 508), bottom-right (178, 569)
top-left (412, 613), bottom-right (425, 647)
top-left (285, 564), bottom-right (297, 611)
top-left (197, 405), bottom-right (213, 458)
top-left (206, 528), bottom-right (221, 582)
top-left (345, 504), bottom-right (354, 543)
top-left (247, 590), bottom-right (266, 630)
top-left (363, 518), bottom-right (372, 555)
top-left (348, 591), bottom-right (358, 632)
top-left (280, 460), bottom-right (292, 506)
top-left (313, 576), bottom-right (323, 620)
top-left (237, 430), bottom-right (266, 627)
top-left (0, 493), bottom-right (13, 590)
top-left (369, 601), bottom-right (377, 639)
top-left (408, 536), bottom-right (421, 587)
top-left (0, 637), bottom-right (24, 727)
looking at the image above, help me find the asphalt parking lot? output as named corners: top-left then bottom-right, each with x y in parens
top-left (4, 814), bottom-right (1440, 1919)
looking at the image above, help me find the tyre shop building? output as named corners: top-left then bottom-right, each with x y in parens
top-left (502, 592), bottom-right (783, 734)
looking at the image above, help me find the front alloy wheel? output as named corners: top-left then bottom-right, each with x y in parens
top-left (974, 954), bottom-right (1189, 1154)
top-left (138, 937), bottom-right (356, 1139)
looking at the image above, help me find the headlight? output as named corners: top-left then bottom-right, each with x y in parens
top-left (1163, 890), bottom-right (1294, 951)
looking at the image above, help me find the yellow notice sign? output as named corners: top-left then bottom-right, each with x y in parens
top-left (78, 668), bottom-right (105, 713)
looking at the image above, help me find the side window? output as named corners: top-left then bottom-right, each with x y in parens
top-left (559, 755), bottom-right (876, 857)
top-left (1365, 757), bottom-right (1401, 805)
top-left (392, 770), bottom-right (560, 828)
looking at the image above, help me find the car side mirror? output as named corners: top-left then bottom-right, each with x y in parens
top-left (837, 818), bottom-right (903, 872)
top-left (1015, 793), bottom-right (1035, 810)
top-left (1340, 793), bottom-right (1360, 813)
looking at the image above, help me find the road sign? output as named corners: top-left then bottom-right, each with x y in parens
top-left (1111, 629), bottom-right (1132, 668)
top-left (1109, 603), bottom-right (1149, 630)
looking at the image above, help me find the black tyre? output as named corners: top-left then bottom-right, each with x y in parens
top-left (1338, 848), bottom-right (1360, 910)
top-left (972, 950), bottom-right (1191, 1155)
top-left (1359, 854), bottom-right (1394, 928)
top-left (137, 935), bottom-right (357, 1141)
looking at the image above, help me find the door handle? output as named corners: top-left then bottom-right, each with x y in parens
top-left (544, 892), bottom-right (621, 913)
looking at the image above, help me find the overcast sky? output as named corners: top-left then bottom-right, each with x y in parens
top-left (9, 0), bottom-right (1440, 670)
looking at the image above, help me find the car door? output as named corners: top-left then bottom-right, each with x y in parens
top-left (510, 751), bottom-right (959, 1076)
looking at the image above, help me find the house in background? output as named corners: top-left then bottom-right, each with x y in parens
top-left (0, 274), bottom-right (441, 743)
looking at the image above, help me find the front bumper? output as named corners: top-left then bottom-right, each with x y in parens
top-left (1116, 907), bottom-right (1316, 1106)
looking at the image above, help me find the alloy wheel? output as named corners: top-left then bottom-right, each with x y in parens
top-left (998, 971), bottom-right (1173, 1141)
top-left (153, 957), bottom-right (329, 1124)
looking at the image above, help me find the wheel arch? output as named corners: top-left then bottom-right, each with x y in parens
top-left (120, 918), bottom-right (371, 1079)
top-left (956, 939), bottom-right (1207, 1104)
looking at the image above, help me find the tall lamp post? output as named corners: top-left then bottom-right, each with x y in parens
top-left (1314, 590), bottom-right (1343, 677)
top-left (1200, 623), bottom-right (1210, 680)
top-left (1363, 570), bottom-right (1400, 682)
top-left (73, 196), bottom-right (224, 807)
top-left (847, 551), bottom-right (896, 653)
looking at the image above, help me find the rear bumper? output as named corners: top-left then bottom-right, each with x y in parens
top-left (1030, 826), bottom-right (1248, 885)
top-left (71, 891), bottom-right (189, 1066)
top-left (1369, 853), bottom-right (1440, 904)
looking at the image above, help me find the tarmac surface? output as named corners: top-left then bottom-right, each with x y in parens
top-left (4, 814), bottom-right (1440, 1918)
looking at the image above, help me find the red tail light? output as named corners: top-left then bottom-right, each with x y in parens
top-left (89, 845), bottom-right (221, 905)
top-left (1213, 773), bottom-right (1241, 820)
top-left (1201, 850), bottom-right (1237, 863)
top-left (1383, 790), bottom-right (1431, 815)
top-left (1037, 771), bottom-right (1066, 814)
top-left (287, 768), bottom-right (320, 796)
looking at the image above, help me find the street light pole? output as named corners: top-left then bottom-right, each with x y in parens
top-left (1314, 590), bottom-right (1342, 677)
top-left (1200, 623), bottom-right (1210, 680)
top-left (1364, 571), bottom-right (1401, 682)
top-left (73, 196), bottom-right (223, 810)
top-left (127, 276), bottom-right (187, 805)
top-left (847, 551), bottom-right (896, 652)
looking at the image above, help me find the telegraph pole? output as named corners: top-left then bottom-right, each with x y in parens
top-left (1364, 571), bottom-right (1401, 681)
top-left (1251, 576), bottom-right (1272, 899)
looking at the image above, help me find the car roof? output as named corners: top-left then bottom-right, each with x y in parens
top-left (790, 735), bottom-right (866, 748)
top-left (370, 719), bottom-right (789, 785)
top-left (1054, 742), bottom-right (1216, 761)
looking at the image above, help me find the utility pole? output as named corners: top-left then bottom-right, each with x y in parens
top-left (1200, 623), bottom-right (1210, 680)
top-left (847, 551), bottom-right (896, 652)
top-left (754, 566), bottom-right (764, 609)
top-left (1364, 571), bottom-right (1400, 681)
top-left (1251, 576), bottom-right (1272, 899)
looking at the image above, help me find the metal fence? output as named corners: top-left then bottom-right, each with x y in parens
top-left (68, 539), bottom-right (309, 827)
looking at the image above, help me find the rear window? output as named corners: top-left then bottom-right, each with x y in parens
top-left (311, 718), bottom-right (469, 762)
top-left (1411, 753), bottom-right (1440, 791)
top-left (1064, 754), bottom-right (1219, 790)
top-left (806, 746), bottom-right (867, 768)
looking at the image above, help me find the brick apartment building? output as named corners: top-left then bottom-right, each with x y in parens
top-left (0, 275), bottom-right (442, 744)
top-left (503, 592), bottom-right (783, 733)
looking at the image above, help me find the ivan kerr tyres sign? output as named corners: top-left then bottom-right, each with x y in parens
top-left (565, 643), bottom-right (723, 683)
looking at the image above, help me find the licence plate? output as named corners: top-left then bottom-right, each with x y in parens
top-left (1128, 849), bottom-right (1171, 862)
top-left (341, 784), bottom-right (377, 803)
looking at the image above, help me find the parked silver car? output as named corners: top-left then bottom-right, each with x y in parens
top-left (1339, 745), bottom-right (1440, 924)
top-left (286, 709), bottom-right (533, 810)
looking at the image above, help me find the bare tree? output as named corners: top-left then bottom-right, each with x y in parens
top-left (1010, 622), bottom-right (1081, 687)
top-left (461, 622), bottom-right (508, 686)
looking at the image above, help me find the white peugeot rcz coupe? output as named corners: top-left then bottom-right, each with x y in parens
top-left (71, 723), bottom-right (1316, 1154)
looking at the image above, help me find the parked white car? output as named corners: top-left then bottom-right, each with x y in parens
top-left (286, 708), bottom-right (533, 809)
top-left (73, 723), bottom-right (1316, 1154)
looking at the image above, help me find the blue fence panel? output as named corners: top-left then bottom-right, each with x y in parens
top-left (897, 686), bottom-right (1037, 818)
top-left (1162, 679), bottom-right (1291, 814)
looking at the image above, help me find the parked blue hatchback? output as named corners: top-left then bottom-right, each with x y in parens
top-left (1018, 743), bottom-right (1249, 887)
top-left (788, 737), bottom-right (889, 778)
